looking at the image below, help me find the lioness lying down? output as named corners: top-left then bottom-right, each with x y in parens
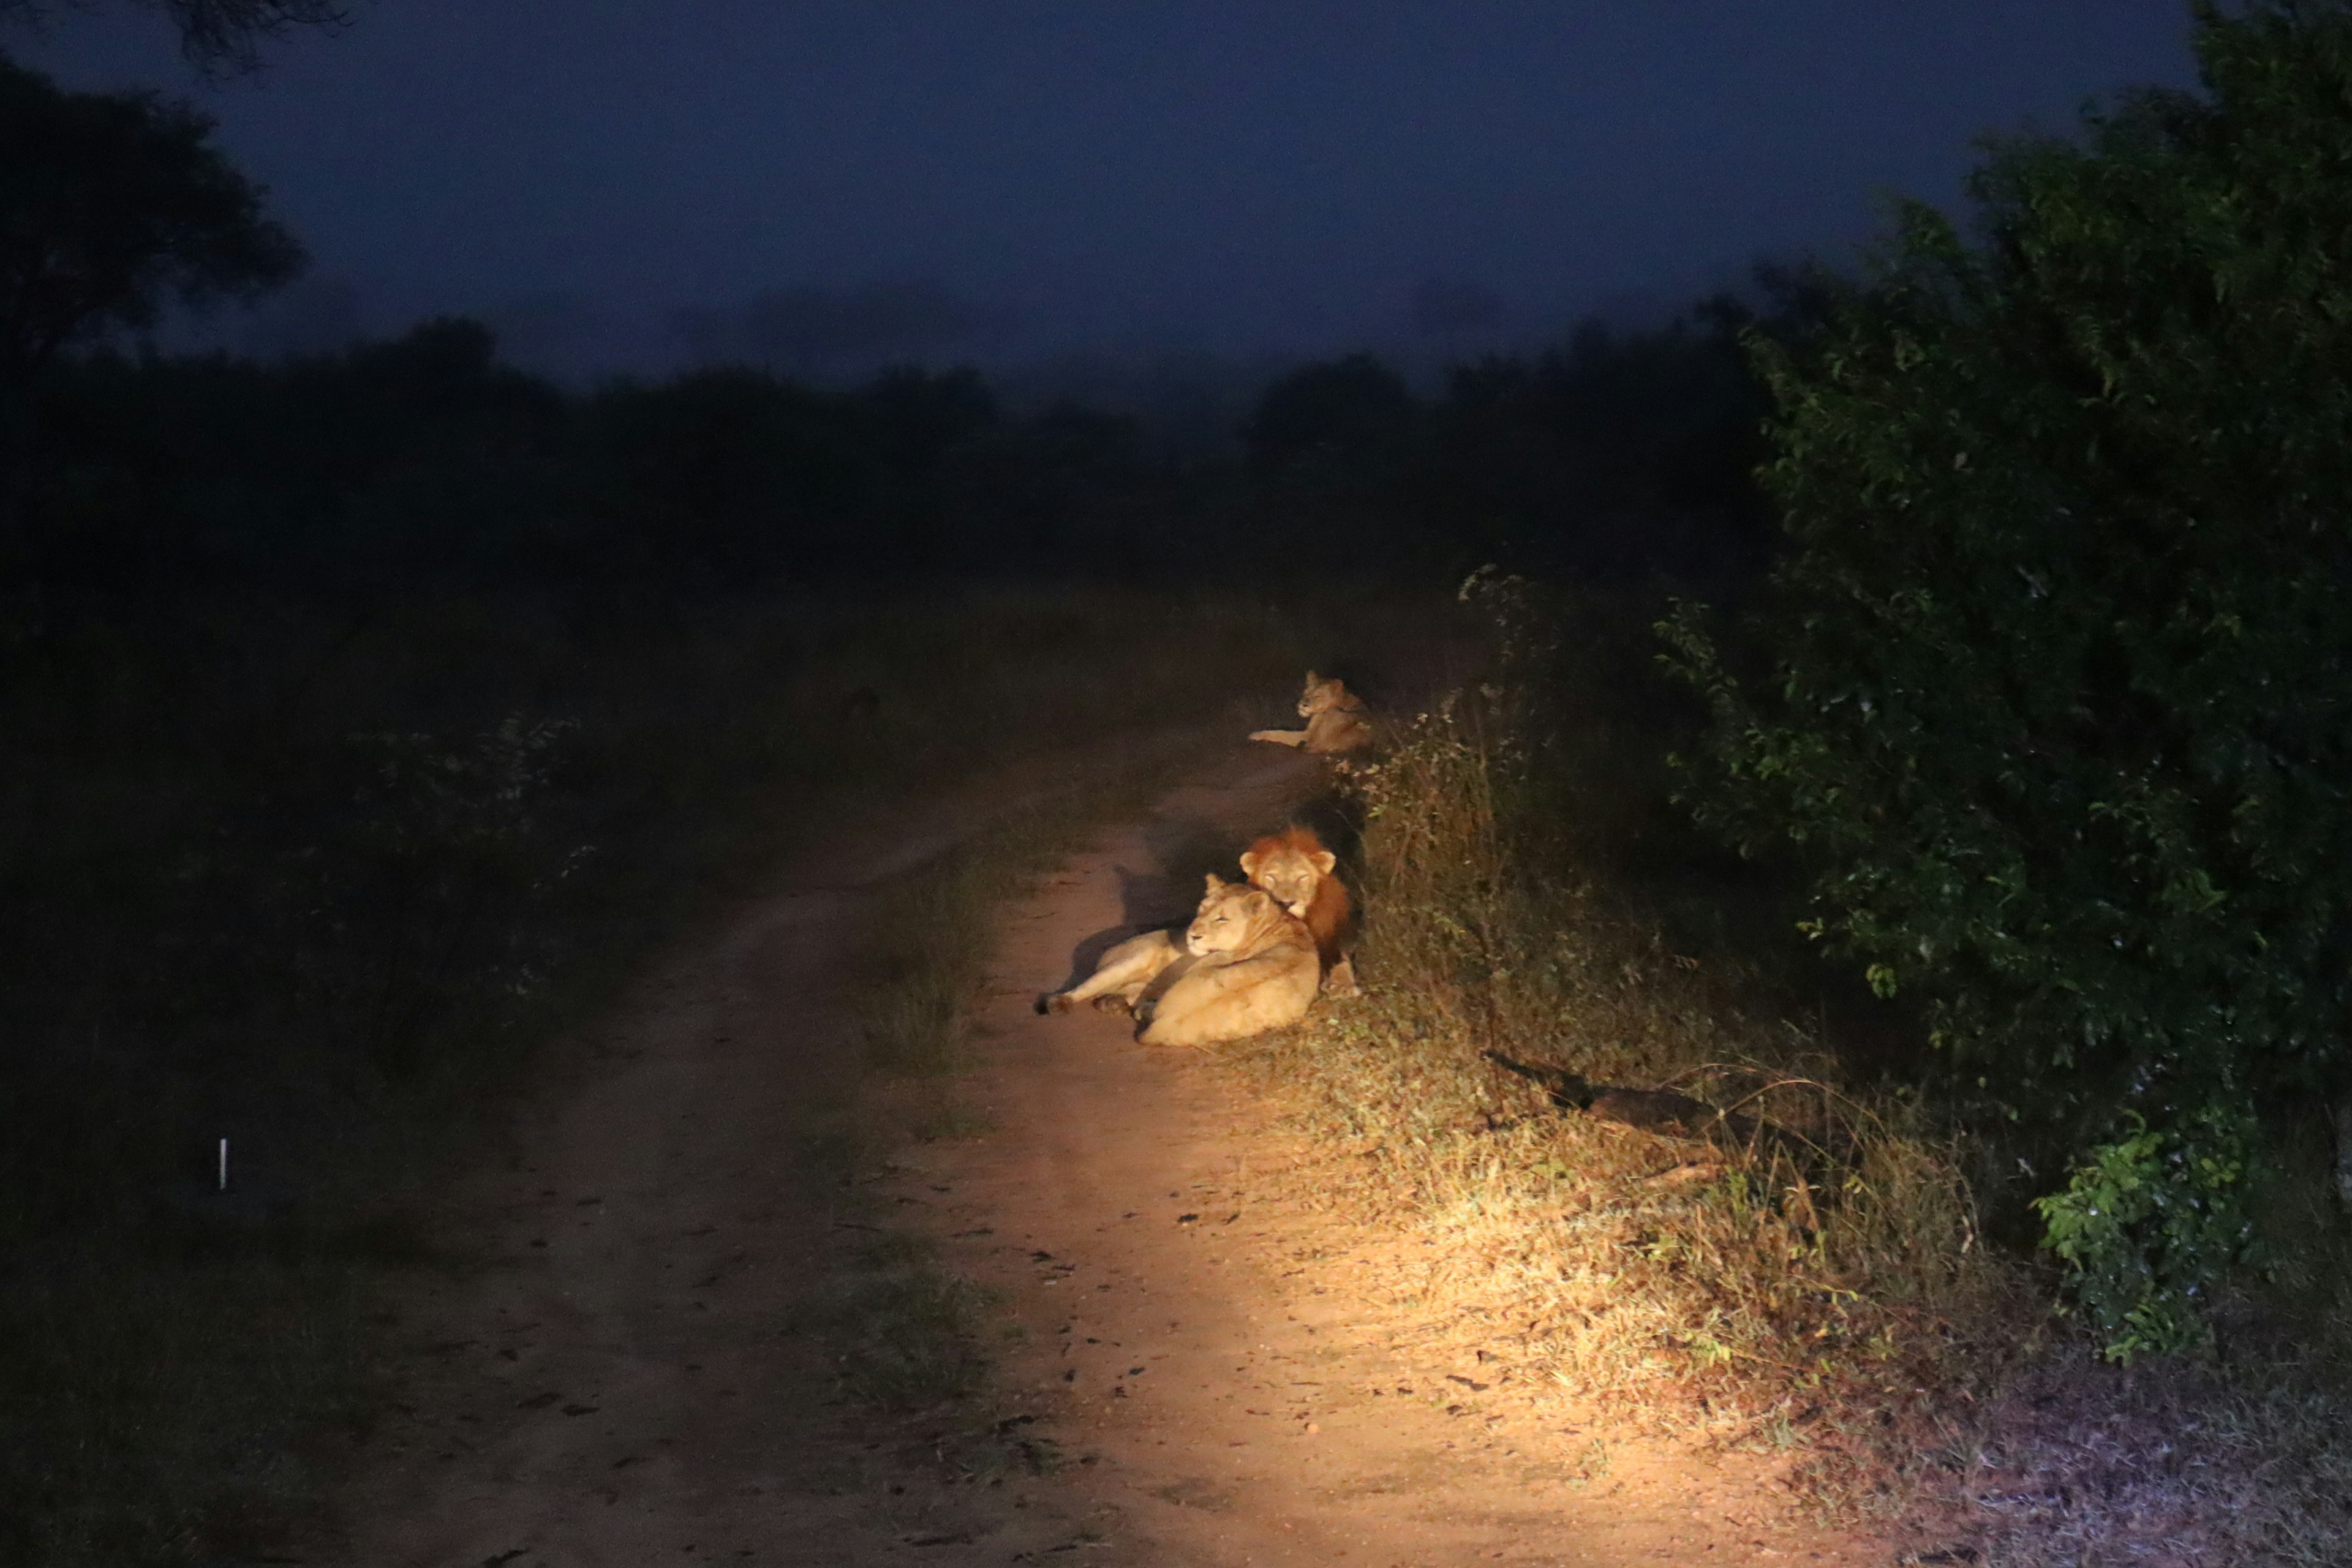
top-left (1250, 671), bottom-right (1373, 755)
top-left (1039, 873), bottom-right (1319, 1047)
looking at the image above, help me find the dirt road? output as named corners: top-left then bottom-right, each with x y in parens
top-left (324, 737), bottom-right (1888, 1566)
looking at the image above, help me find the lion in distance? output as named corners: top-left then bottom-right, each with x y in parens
top-left (1039, 873), bottom-right (1320, 1047)
top-left (1248, 671), bottom-right (1373, 755)
top-left (1238, 825), bottom-right (1357, 996)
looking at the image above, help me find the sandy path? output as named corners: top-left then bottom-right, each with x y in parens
top-left (321, 745), bottom-right (1147, 1567)
top-left (906, 742), bottom-right (1889, 1567)
top-left (323, 736), bottom-right (1889, 1567)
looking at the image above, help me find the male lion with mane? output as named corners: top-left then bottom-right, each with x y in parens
top-left (1249, 671), bottom-right (1373, 755)
top-left (1238, 824), bottom-right (1357, 995)
top-left (1039, 873), bottom-right (1319, 1046)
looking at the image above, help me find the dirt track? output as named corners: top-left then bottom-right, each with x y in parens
top-left (323, 737), bottom-right (1888, 1566)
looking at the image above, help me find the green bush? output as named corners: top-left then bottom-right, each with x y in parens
top-left (1664, 1), bottom-right (2352, 1338)
top-left (2032, 1101), bottom-right (2264, 1362)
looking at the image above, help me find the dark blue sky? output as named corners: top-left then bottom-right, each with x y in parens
top-left (11, 1), bottom-right (2200, 383)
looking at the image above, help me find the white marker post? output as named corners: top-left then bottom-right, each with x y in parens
top-left (217, 1137), bottom-right (229, 1193)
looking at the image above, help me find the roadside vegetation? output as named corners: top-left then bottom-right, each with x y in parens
top-left (1242, 572), bottom-right (2352, 1562)
top-left (1224, 9), bottom-right (2352, 1563)
top-left (13, 6), bottom-right (2352, 1565)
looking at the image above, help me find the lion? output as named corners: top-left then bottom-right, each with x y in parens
top-left (1249, 671), bottom-right (1373, 755)
top-left (1238, 825), bottom-right (1358, 996)
top-left (1135, 875), bottom-right (1321, 1047)
top-left (1038, 919), bottom-right (1189, 1019)
top-left (1038, 873), bottom-right (1320, 1047)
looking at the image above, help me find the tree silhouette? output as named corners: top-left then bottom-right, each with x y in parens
top-left (0, 56), bottom-right (302, 557)
top-left (0, 1), bottom-right (349, 72)
top-left (1239, 353), bottom-right (1417, 482)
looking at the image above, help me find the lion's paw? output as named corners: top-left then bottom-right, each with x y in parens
top-left (1324, 957), bottom-right (1360, 998)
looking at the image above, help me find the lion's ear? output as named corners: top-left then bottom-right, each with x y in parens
top-left (1204, 872), bottom-right (1227, 892)
top-left (1303, 669), bottom-right (1319, 685)
top-left (1312, 850), bottom-right (1336, 875)
top-left (1238, 850), bottom-right (1264, 880)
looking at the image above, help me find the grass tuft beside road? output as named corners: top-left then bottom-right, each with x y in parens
top-left (1234, 695), bottom-right (1998, 1438)
top-left (1223, 622), bottom-right (2352, 1565)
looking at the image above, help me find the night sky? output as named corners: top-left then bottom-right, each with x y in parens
top-left (11, 1), bottom-right (2198, 384)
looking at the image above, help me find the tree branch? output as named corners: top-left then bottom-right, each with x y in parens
top-left (0, 0), bottom-right (353, 73)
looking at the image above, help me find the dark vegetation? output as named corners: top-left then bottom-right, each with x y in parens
top-left (1668, 0), bottom-right (2352, 1365)
top-left (17, 294), bottom-right (1791, 597)
top-left (11, 2), bottom-right (2352, 1562)
top-left (1225, 6), bottom-right (2352, 1559)
top-left (1242, 6), bottom-right (2352, 1559)
top-left (0, 43), bottom-right (1783, 1567)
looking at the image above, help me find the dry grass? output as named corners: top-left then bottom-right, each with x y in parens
top-left (1223, 672), bottom-right (2352, 1565)
top-left (1934, 1350), bottom-right (2352, 1567)
top-left (1234, 695), bottom-right (2000, 1433)
top-left (800, 1227), bottom-right (1006, 1409)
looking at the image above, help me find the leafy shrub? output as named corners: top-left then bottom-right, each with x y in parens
top-left (2032, 1100), bottom-right (2265, 1362)
top-left (1664, 1), bottom-right (2352, 1338)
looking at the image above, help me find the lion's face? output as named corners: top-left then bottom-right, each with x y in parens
top-left (1185, 875), bottom-right (1290, 958)
top-left (1238, 836), bottom-right (1337, 919)
top-left (1297, 671), bottom-right (1351, 718)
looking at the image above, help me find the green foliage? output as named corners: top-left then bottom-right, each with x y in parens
top-left (2033, 1101), bottom-right (2264, 1363)
top-left (1664, 1), bottom-right (2352, 1340)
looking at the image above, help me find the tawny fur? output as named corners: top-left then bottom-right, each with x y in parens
top-left (1038, 924), bottom-right (1189, 1016)
top-left (1237, 825), bottom-right (1358, 997)
top-left (1136, 875), bottom-right (1319, 1047)
top-left (1039, 874), bottom-right (1319, 1046)
top-left (1248, 671), bottom-right (1373, 755)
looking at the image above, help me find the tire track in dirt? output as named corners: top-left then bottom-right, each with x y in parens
top-left (317, 737), bottom-right (1200, 1568)
top-left (902, 741), bottom-right (1894, 1566)
top-left (319, 734), bottom-right (1891, 1566)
